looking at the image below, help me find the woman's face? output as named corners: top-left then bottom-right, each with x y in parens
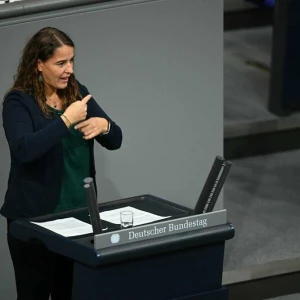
top-left (37, 45), bottom-right (75, 93)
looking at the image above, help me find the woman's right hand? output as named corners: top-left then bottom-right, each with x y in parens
top-left (63, 95), bottom-right (92, 125)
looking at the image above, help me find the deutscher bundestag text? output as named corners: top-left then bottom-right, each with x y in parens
top-left (128, 218), bottom-right (208, 240)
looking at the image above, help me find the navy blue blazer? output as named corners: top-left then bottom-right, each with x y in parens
top-left (1, 81), bottom-right (122, 220)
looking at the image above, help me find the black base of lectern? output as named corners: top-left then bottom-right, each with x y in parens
top-left (73, 242), bottom-right (226, 300)
top-left (10, 194), bottom-right (234, 300)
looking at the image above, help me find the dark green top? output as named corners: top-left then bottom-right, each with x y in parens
top-left (49, 107), bottom-right (91, 213)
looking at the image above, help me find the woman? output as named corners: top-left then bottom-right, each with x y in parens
top-left (1, 27), bottom-right (122, 299)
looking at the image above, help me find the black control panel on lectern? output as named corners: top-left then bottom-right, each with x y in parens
top-left (193, 156), bottom-right (232, 215)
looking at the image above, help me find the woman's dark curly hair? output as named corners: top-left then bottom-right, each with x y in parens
top-left (5, 27), bottom-right (82, 117)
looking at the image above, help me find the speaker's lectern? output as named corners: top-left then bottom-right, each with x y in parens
top-left (10, 194), bottom-right (234, 300)
top-left (10, 156), bottom-right (234, 299)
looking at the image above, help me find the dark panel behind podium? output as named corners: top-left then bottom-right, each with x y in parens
top-left (268, 0), bottom-right (300, 115)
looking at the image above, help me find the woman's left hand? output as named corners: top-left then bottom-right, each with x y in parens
top-left (74, 117), bottom-right (109, 139)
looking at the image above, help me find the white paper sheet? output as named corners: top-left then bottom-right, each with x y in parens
top-left (31, 217), bottom-right (93, 237)
top-left (100, 206), bottom-right (170, 226)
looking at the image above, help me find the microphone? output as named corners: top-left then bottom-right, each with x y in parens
top-left (83, 177), bottom-right (102, 234)
top-left (193, 156), bottom-right (232, 215)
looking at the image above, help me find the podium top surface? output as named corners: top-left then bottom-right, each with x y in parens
top-left (10, 194), bottom-right (234, 267)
